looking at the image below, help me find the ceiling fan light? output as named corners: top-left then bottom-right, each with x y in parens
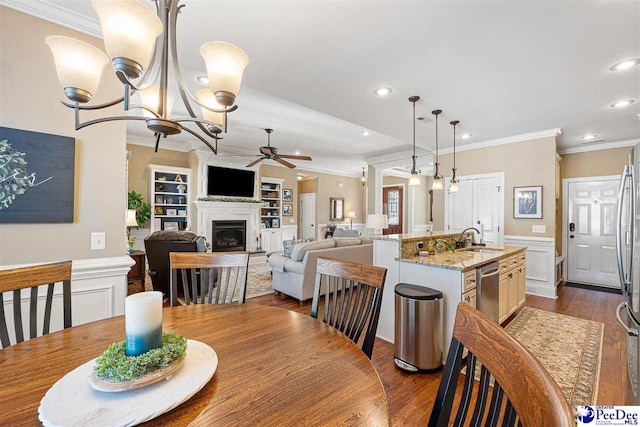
top-left (92, 0), bottom-right (162, 76)
top-left (200, 41), bottom-right (249, 106)
top-left (196, 88), bottom-right (225, 127)
top-left (138, 85), bottom-right (177, 118)
top-left (432, 176), bottom-right (443, 190)
top-left (45, 36), bottom-right (109, 103)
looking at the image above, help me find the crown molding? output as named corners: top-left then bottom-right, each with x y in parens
top-left (437, 128), bottom-right (562, 155)
top-left (557, 138), bottom-right (638, 155)
top-left (365, 147), bottom-right (431, 165)
top-left (127, 134), bottom-right (195, 152)
top-left (0, 0), bottom-right (102, 38)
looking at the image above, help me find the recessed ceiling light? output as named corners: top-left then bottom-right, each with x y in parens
top-left (581, 134), bottom-right (598, 140)
top-left (609, 59), bottom-right (640, 71)
top-left (294, 151), bottom-right (301, 155)
top-left (610, 99), bottom-right (635, 108)
top-left (196, 75), bottom-right (209, 85)
top-left (374, 87), bottom-right (392, 97)
top-left (361, 130), bottom-right (370, 136)
top-left (459, 133), bottom-right (472, 139)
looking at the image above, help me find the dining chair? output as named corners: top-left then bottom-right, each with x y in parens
top-left (428, 302), bottom-right (573, 427)
top-left (169, 251), bottom-right (250, 306)
top-left (0, 261), bottom-right (73, 349)
top-left (310, 257), bottom-right (387, 359)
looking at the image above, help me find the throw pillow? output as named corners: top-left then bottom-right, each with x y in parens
top-left (282, 239), bottom-right (303, 257)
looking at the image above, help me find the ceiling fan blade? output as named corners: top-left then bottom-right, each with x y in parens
top-left (277, 154), bottom-right (312, 161)
top-left (274, 157), bottom-right (296, 169)
top-left (246, 157), bottom-right (265, 168)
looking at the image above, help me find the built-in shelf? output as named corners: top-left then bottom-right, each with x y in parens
top-left (148, 164), bottom-right (191, 233)
top-left (261, 177), bottom-right (282, 229)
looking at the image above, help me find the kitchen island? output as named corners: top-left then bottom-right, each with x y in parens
top-left (373, 232), bottom-right (526, 360)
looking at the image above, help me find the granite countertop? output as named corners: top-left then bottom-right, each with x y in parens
top-left (399, 245), bottom-right (526, 272)
top-left (372, 231), bottom-right (457, 242)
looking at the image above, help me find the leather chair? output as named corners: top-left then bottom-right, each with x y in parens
top-left (144, 231), bottom-right (206, 297)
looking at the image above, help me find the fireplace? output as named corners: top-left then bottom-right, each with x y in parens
top-left (211, 220), bottom-right (246, 252)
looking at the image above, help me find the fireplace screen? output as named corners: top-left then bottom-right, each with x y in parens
top-left (211, 220), bottom-right (246, 252)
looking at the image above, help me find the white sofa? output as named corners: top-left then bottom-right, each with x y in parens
top-left (268, 237), bottom-right (373, 303)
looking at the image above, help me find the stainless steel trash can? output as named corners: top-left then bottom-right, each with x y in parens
top-left (394, 283), bottom-right (443, 372)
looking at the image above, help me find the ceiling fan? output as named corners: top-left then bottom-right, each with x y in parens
top-left (246, 129), bottom-right (312, 169)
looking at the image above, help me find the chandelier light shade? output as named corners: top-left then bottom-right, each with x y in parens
top-left (200, 41), bottom-right (250, 107)
top-left (46, 0), bottom-right (247, 154)
top-left (431, 109), bottom-right (444, 190)
top-left (449, 120), bottom-right (460, 193)
top-left (91, 0), bottom-right (163, 76)
top-left (45, 36), bottom-right (110, 102)
top-left (408, 96), bottom-right (421, 187)
top-left (139, 85), bottom-right (177, 118)
top-left (195, 88), bottom-right (225, 127)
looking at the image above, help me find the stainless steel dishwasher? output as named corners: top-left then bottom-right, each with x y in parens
top-left (476, 262), bottom-right (501, 323)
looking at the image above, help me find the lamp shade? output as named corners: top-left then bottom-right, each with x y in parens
top-left (366, 214), bottom-right (388, 229)
top-left (138, 85), bottom-right (177, 118)
top-left (45, 36), bottom-right (109, 99)
top-left (92, 0), bottom-right (162, 71)
top-left (200, 41), bottom-right (249, 105)
top-left (409, 173), bottom-right (421, 186)
top-left (347, 211), bottom-right (357, 219)
top-left (449, 180), bottom-right (459, 192)
top-left (195, 88), bottom-right (225, 127)
top-left (432, 177), bottom-right (443, 190)
top-left (126, 209), bottom-right (139, 227)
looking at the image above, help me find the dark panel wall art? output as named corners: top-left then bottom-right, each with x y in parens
top-left (0, 127), bottom-right (75, 223)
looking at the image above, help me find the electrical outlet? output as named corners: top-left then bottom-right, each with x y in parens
top-left (289, 218), bottom-right (296, 224)
top-left (532, 225), bottom-right (546, 233)
top-left (416, 242), bottom-right (424, 250)
top-left (91, 232), bottom-right (106, 250)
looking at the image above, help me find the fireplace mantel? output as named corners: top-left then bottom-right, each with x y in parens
top-left (194, 200), bottom-right (261, 252)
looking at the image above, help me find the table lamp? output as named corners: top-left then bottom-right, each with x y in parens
top-left (347, 211), bottom-right (356, 229)
top-left (126, 209), bottom-right (139, 253)
top-left (366, 214), bottom-right (388, 236)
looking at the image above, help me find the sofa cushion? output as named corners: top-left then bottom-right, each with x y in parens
top-left (333, 237), bottom-right (362, 247)
top-left (359, 237), bottom-right (373, 244)
top-left (290, 240), bottom-right (336, 262)
top-left (282, 259), bottom-right (305, 274)
top-left (333, 228), bottom-right (360, 238)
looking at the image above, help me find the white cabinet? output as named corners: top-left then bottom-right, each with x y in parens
top-left (260, 226), bottom-right (297, 253)
top-left (148, 164), bottom-right (190, 233)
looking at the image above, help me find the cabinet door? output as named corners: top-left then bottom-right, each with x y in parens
top-left (271, 230), bottom-right (283, 252)
top-left (498, 273), bottom-right (508, 323)
top-left (517, 266), bottom-right (526, 307)
top-left (507, 271), bottom-right (518, 315)
top-left (462, 289), bottom-right (476, 309)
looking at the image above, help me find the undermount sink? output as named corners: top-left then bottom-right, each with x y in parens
top-left (458, 247), bottom-right (503, 254)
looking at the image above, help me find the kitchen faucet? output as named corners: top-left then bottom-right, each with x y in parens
top-left (456, 227), bottom-right (480, 248)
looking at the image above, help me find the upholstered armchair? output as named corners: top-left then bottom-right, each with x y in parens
top-left (144, 231), bottom-right (206, 297)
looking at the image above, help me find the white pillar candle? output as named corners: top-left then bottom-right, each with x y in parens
top-left (125, 291), bottom-right (163, 356)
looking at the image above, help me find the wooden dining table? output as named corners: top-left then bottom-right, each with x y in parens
top-left (0, 303), bottom-right (390, 426)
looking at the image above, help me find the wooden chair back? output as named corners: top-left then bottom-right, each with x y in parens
top-left (169, 251), bottom-right (250, 306)
top-left (428, 302), bottom-right (573, 426)
top-left (311, 257), bottom-right (387, 359)
top-left (0, 261), bottom-right (72, 348)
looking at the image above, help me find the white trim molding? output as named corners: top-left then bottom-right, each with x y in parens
top-left (438, 128), bottom-right (562, 155)
top-left (504, 235), bottom-right (557, 298)
top-left (557, 139), bottom-right (638, 155)
top-left (127, 134), bottom-right (196, 152)
top-left (0, 0), bottom-right (102, 37)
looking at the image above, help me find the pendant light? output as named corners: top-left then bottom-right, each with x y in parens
top-left (408, 96), bottom-right (421, 186)
top-left (360, 167), bottom-right (367, 186)
top-left (449, 120), bottom-right (460, 192)
top-left (431, 109), bottom-right (443, 190)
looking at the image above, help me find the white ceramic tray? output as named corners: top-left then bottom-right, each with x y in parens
top-left (38, 340), bottom-right (218, 427)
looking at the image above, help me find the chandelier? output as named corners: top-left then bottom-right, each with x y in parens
top-left (45, 0), bottom-right (249, 154)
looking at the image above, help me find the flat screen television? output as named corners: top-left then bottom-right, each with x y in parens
top-left (207, 166), bottom-right (255, 197)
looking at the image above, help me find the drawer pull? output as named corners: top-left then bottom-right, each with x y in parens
top-left (464, 295), bottom-right (471, 303)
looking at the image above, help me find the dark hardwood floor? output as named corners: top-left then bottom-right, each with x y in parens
top-left (247, 284), bottom-right (628, 425)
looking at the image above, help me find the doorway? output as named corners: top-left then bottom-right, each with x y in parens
top-left (300, 193), bottom-right (316, 240)
top-left (383, 186), bottom-right (403, 235)
top-left (564, 176), bottom-right (621, 288)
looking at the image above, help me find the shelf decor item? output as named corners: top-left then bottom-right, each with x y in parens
top-left (514, 186), bottom-right (543, 219)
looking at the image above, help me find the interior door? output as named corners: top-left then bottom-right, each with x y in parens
top-left (300, 193), bottom-right (316, 240)
top-left (474, 177), bottom-right (501, 245)
top-left (567, 178), bottom-right (621, 287)
top-left (446, 179), bottom-right (473, 233)
top-left (383, 186), bottom-right (403, 235)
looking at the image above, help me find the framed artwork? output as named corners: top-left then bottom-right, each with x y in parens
top-left (154, 206), bottom-right (164, 215)
top-left (164, 221), bottom-right (179, 231)
top-left (272, 218), bottom-right (280, 228)
top-left (177, 209), bottom-right (187, 216)
top-left (283, 203), bottom-right (293, 216)
top-left (282, 189), bottom-right (293, 202)
top-left (166, 208), bottom-right (177, 216)
top-left (0, 127), bottom-right (75, 223)
top-left (514, 186), bottom-right (542, 219)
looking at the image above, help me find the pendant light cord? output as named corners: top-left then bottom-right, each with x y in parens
top-left (412, 100), bottom-right (416, 168)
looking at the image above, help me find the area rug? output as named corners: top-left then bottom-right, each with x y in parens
top-left (244, 255), bottom-right (274, 299)
top-left (504, 307), bottom-right (604, 407)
